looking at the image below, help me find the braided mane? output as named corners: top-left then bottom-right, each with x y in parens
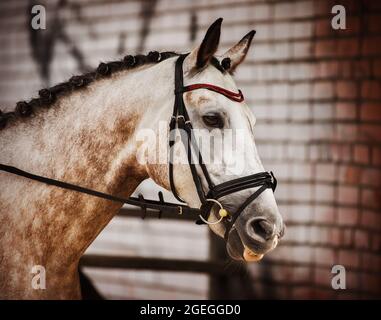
top-left (0, 51), bottom-right (179, 130)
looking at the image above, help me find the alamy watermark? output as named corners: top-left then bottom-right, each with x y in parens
top-left (31, 265), bottom-right (46, 290)
top-left (135, 121), bottom-right (249, 175)
top-left (31, 5), bottom-right (46, 30)
top-left (331, 5), bottom-right (346, 30)
top-left (331, 265), bottom-right (346, 290)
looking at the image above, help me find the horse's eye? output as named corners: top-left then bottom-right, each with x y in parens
top-left (202, 113), bottom-right (224, 128)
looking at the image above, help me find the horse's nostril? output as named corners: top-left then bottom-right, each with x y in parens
top-left (250, 219), bottom-right (274, 240)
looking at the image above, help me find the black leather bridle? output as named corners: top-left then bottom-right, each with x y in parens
top-left (168, 54), bottom-right (277, 238)
top-left (0, 54), bottom-right (277, 240)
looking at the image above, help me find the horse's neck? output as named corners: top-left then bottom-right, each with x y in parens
top-left (0, 60), bottom-right (174, 298)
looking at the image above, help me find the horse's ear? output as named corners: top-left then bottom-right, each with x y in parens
top-left (185, 18), bottom-right (222, 71)
top-left (220, 30), bottom-right (256, 74)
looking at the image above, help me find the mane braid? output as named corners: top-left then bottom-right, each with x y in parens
top-left (0, 51), bottom-right (179, 130)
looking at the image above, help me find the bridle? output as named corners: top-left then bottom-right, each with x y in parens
top-left (0, 54), bottom-right (277, 240)
top-left (168, 54), bottom-right (276, 238)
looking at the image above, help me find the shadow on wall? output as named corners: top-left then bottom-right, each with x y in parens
top-left (28, 0), bottom-right (91, 85)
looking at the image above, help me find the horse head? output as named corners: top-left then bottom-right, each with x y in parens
top-left (144, 19), bottom-right (285, 262)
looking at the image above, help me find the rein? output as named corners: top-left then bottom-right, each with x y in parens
top-left (0, 163), bottom-right (200, 217)
top-left (0, 54), bottom-right (277, 239)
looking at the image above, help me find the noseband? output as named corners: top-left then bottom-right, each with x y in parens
top-left (0, 54), bottom-right (277, 240)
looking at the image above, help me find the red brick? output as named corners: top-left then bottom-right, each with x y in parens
top-left (313, 0), bottom-right (331, 15)
top-left (342, 228), bottom-right (353, 247)
top-left (373, 59), bottom-right (381, 78)
top-left (338, 165), bottom-right (361, 184)
top-left (338, 186), bottom-right (359, 205)
top-left (315, 19), bottom-right (331, 37)
top-left (344, 270), bottom-right (360, 290)
top-left (270, 265), bottom-right (292, 283)
top-left (337, 207), bottom-right (359, 226)
top-left (367, 15), bottom-right (381, 33)
top-left (315, 39), bottom-right (337, 58)
top-left (361, 253), bottom-right (381, 272)
top-left (318, 61), bottom-right (339, 78)
top-left (314, 268), bottom-right (330, 286)
top-left (337, 38), bottom-right (359, 57)
top-left (360, 274), bottom-right (381, 294)
top-left (333, 144), bottom-right (352, 162)
top-left (363, 1), bottom-right (381, 10)
top-left (360, 103), bottom-right (381, 121)
top-left (361, 168), bottom-right (381, 187)
top-left (353, 144), bottom-right (370, 164)
top-left (361, 189), bottom-right (381, 210)
top-left (343, 16), bottom-right (360, 35)
top-left (291, 287), bottom-right (313, 299)
top-left (371, 234), bottom-right (381, 251)
top-left (361, 81), bottom-right (381, 100)
top-left (354, 230), bottom-right (369, 249)
top-left (336, 81), bottom-right (358, 99)
top-left (361, 210), bottom-right (381, 229)
top-left (353, 60), bottom-right (372, 79)
top-left (362, 37), bottom-right (381, 55)
top-left (339, 249), bottom-right (360, 268)
top-left (329, 228), bottom-right (342, 246)
top-left (313, 289), bottom-right (335, 299)
top-left (337, 60), bottom-right (354, 79)
top-left (291, 266), bottom-right (310, 283)
top-left (358, 124), bottom-right (381, 142)
top-left (335, 124), bottom-right (358, 142)
top-left (335, 102), bottom-right (357, 120)
top-left (372, 147), bottom-right (381, 166)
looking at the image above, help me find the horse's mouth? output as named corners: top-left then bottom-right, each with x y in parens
top-left (242, 247), bottom-right (264, 262)
top-left (227, 241), bottom-right (264, 262)
top-left (226, 227), bottom-right (272, 262)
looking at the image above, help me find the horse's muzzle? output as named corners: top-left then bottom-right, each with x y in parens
top-left (226, 214), bottom-right (285, 262)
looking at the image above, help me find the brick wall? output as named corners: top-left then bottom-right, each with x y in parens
top-left (0, 0), bottom-right (380, 299)
top-left (246, 0), bottom-right (381, 299)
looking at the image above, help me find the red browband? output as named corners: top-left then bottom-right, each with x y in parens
top-left (182, 83), bottom-right (244, 102)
